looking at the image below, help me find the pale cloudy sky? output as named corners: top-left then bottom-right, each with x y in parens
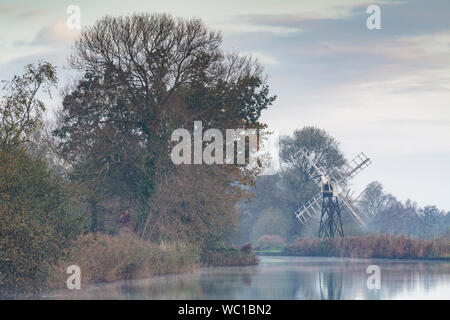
top-left (1, 0), bottom-right (449, 210)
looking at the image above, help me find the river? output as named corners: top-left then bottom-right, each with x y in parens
top-left (55, 256), bottom-right (450, 299)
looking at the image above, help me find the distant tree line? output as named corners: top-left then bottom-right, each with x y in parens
top-left (233, 127), bottom-right (450, 247)
top-left (360, 181), bottom-right (450, 239)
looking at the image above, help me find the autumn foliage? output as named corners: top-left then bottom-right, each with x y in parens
top-left (0, 149), bottom-right (84, 296)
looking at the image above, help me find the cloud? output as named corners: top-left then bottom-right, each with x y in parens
top-left (319, 31), bottom-right (450, 93)
top-left (216, 20), bottom-right (302, 35)
top-left (240, 51), bottom-right (279, 65)
top-left (17, 9), bottom-right (46, 20)
top-left (233, 0), bottom-right (450, 45)
top-left (31, 19), bottom-right (80, 46)
top-left (0, 4), bottom-right (22, 14)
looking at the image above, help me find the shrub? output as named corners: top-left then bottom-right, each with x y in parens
top-left (0, 149), bottom-right (84, 297)
top-left (240, 243), bottom-right (253, 254)
top-left (256, 235), bottom-right (285, 251)
top-left (201, 244), bottom-right (259, 267)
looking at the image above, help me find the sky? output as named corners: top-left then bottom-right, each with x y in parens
top-left (1, 0), bottom-right (449, 210)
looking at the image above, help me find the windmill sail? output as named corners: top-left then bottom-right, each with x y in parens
top-left (336, 193), bottom-right (367, 227)
top-left (332, 153), bottom-right (372, 185)
top-left (295, 147), bottom-right (326, 185)
top-left (295, 193), bottom-right (322, 224)
top-left (292, 148), bottom-right (372, 231)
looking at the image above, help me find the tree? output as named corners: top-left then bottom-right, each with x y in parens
top-left (359, 181), bottom-right (387, 219)
top-left (141, 164), bottom-right (243, 246)
top-left (0, 62), bottom-right (57, 149)
top-left (235, 127), bottom-right (348, 244)
top-left (249, 207), bottom-right (290, 244)
top-left (0, 63), bottom-right (84, 296)
top-left (280, 126), bottom-right (346, 176)
top-left (421, 205), bottom-right (441, 239)
top-left (0, 149), bottom-right (85, 296)
top-left (54, 13), bottom-right (275, 243)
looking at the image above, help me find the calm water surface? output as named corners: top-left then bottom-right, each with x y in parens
top-left (57, 256), bottom-right (450, 299)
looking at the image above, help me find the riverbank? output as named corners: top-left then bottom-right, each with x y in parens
top-left (50, 233), bottom-right (258, 291)
top-left (282, 235), bottom-right (450, 260)
top-left (51, 233), bottom-right (198, 287)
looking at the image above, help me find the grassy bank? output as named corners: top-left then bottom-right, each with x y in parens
top-left (283, 235), bottom-right (450, 260)
top-left (50, 234), bottom-right (258, 290)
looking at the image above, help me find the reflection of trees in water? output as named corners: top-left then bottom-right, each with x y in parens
top-left (291, 271), bottom-right (320, 299)
top-left (363, 260), bottom-right (450, 299)
top-left (128, 268), bottom-right (258, 299)
top-left (54, 258), bottom-right (450, 299)
top-left (319, 271), bottom-right (343, 300)
top-left (54, 267), bottom-right (259, 299)
top-left (241, 272), bottom-right (253, 286)
top-left (291, 258), bottom-right (450, 300)
top-left (197, 269), bottom-right (258, 299)
top-left (291, 264), bottom-right (344, 299)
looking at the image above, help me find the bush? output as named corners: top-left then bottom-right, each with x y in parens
top-left (201, 244), bottom-right (259, 267)
top-left (0, 149), bottom-right (85, 297)
top-left (256, 235), bottom-right (285, 251)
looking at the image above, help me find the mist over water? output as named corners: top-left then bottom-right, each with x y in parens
top-left (55, 256), bottom-right (450, 300)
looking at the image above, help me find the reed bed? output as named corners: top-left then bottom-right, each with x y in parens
top-left (283, 235), bottom-right (450, 259)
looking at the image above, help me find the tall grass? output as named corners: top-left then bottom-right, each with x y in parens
top-left (52, 233), bottom-right (199, 288)
top-left (49, 234), bottom-right (260, 291)
top-left (283, 235), bottom-right (450, 259)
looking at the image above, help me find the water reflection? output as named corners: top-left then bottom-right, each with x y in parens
top-left (319, 271), bottom-right (343, 300)
top-left (53, 256), bottom-right (450, 300)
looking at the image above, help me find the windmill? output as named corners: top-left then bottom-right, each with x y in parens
top-left (293, 147), bottom-right (372, 238)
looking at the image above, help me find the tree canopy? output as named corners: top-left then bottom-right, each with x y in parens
top-left (54, 13), bottom-right (276, 244)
